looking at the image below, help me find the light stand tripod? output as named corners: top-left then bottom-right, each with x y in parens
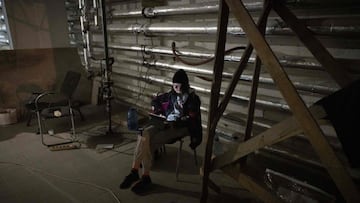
top-left (100, 0), bottom-right (115, 135)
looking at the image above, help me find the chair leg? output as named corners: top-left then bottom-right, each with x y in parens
top-left (69, 107), bottom-right (76, 138)
top-left (193, 148), bottom-right (198, 166)
top-left (163, 145), bottom-right (166, 154)
top-left (36, 111), bottom-right (46, 146)
top-left (74, 107), bottom-right (85, 121)
top-left (26, 112), bottom-right (33, 126)
top-left (176, 139), bottom-right (184, 181)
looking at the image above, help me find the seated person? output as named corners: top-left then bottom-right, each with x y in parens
top-left (119, 69), bottom-right (202, 194)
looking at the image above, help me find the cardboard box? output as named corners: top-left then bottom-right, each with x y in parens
top-left (0, 108), bottom-right (17, 125)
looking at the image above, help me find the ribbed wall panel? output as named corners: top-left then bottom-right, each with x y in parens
top-left (0, 0), bottom-right (12, 49)
top-left (65, 0), bottom-right (360, 155)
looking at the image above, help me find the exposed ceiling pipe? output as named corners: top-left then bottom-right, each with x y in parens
top-left (105, 43), bottom-right (246, 63)
top-left (92, 0), bottom-right (99, 27)
top-left (91, 44), bottom-right (338, 94)
top-left (105, 21), bottom-right (359, 36)
top-left (111, 64), bottom-right (291, 111)
top-left (101, 43), bottom-right (323, 70)
top-left (0, 34), bottom-right (7, 40)
top-left (150, 59), bottom-right (336, 94)
top-left (111, 2), bottom-right (263, 18)
top-left (112, 55), bottom-right (336, 95)
top-left (106, 22), bottom-right (238, 35)
top-left (111, 1), bottom-right (360, 19)
top-left (0, 24), bottom-right (6, 31)
top-left (78, 0), bottom-right (90, 70)
top-left (69, 1), bottom-right (360, 26)
top-left (0, 39), bottom-right (9, 45)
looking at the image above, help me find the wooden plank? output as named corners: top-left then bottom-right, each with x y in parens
top-left (224, 0), bottom-right (360, 202)
top-left (272, 2), bottom-right (352, 88)
top-left (241, 0), bottom-right (269, 164)
top-left (211, 44), bottom-right (253, 131)
top-left (199, 167), bottom-right (222, 194)
top-left (202, 2), bottom-right (272, 202)
top-left (241, 56), bottom-right (261, 165)
top-left (212, 116), bottom-right (299, 170)
top-left (211, 1), bottom-right (271, 133)
top-left (200, 1), bottom-right (229, 202)
top-left (222, 164), bottom-right (283, 203)
top-left (212, 105), bottom-right (328, 170)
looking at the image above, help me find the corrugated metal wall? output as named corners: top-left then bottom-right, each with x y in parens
top-left (65, 0), bottom-right (360, 151)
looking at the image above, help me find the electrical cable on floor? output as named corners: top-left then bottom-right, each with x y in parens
top-left (0, 161), bottom-right (121, 203)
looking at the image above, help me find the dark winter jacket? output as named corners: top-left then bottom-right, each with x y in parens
top-left (151, 89), bottom-right (203, 149)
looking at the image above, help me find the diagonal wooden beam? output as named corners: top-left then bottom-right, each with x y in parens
top-left (240, 56), bottom-right (262, 165)
top-left (222, 164), bottom-right (282, 203)
top-left (272, 2), bottom-right (353, 88)
top-left (210, 44), bottom-right (253, 133)
top-left (201, 2), bottom-right (272, 202)
top-left (224, 0), bottom-right (360, 202)
top-left (211, 106), bottom-right (327, 170)
top-left (211, 1), bottom-right (271, 134)
top-left (212, 115), bottom-right (299, 170)
top-left (241, 0), bottom-right (270, 165)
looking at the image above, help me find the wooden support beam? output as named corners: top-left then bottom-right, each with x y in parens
top-left (211, 1), bottom-right (271, 133)
top-left (224, 0), bottom-right (360, 202)
top-left (211, 44), bottom-right (253, 131)
top-left (241, 56), bottom-right (262, 165)
top-left (200, 1), bottom-right (228, 202)
top-left (212, 115), bottom-right (299, 170)
top-left (208, 178), bottom-right (222, 194)
top-left (222, 164), bottom-right (282, 203)
top-left (201, 2), bottom-right (272, 202)
top-left (212, 105), bottom-right (328, 169)
top-left (241, 0), bottom-right (270, 164)
top-left (199, 167), bottom-right (222, 194)
top-left (272, 2), bottom-right (353, 88)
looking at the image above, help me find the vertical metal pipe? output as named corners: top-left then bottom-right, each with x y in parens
top-left (79, 0), bottom-right (89, 70)
top-left (69, 100), bottom-right (76, 138)
top-left (100, 0), bottom-right (113, 134)
top-left (86, 32), bottom-right (91, 56)
top-left (93, 0), bottom-right (99, 26)
top-left (101, 0), bottom-right (109, 80)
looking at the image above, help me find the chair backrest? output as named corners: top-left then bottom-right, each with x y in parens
top-left (16, 83), bottom-right (43, 104)
top-left (60, 71), bottom-right (81, 99)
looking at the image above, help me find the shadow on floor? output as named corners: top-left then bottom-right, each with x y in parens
top-left (133, 183), bottom-right (254, 203)
top-left (152, 146), bottom-right (201, 176)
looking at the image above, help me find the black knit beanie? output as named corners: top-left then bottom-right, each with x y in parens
top-left (172, 69), bottom-right (190, 92)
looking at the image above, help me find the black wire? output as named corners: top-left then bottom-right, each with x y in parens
top-left (171, 42), bottom-right (246, 66)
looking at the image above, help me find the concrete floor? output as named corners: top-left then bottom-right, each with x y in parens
top-left (0, 103), bottom-right (256, 203)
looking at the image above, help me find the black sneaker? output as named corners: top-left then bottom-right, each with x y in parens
top-left (131, 175), bottom-right (152, 194)
top-left (119, 170), bottom-right (139, 189)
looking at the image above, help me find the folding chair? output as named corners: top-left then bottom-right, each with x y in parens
top-left (34, 71), bottom-right (81, 147)
top-left (127, 107), bottom-right (198, 181)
